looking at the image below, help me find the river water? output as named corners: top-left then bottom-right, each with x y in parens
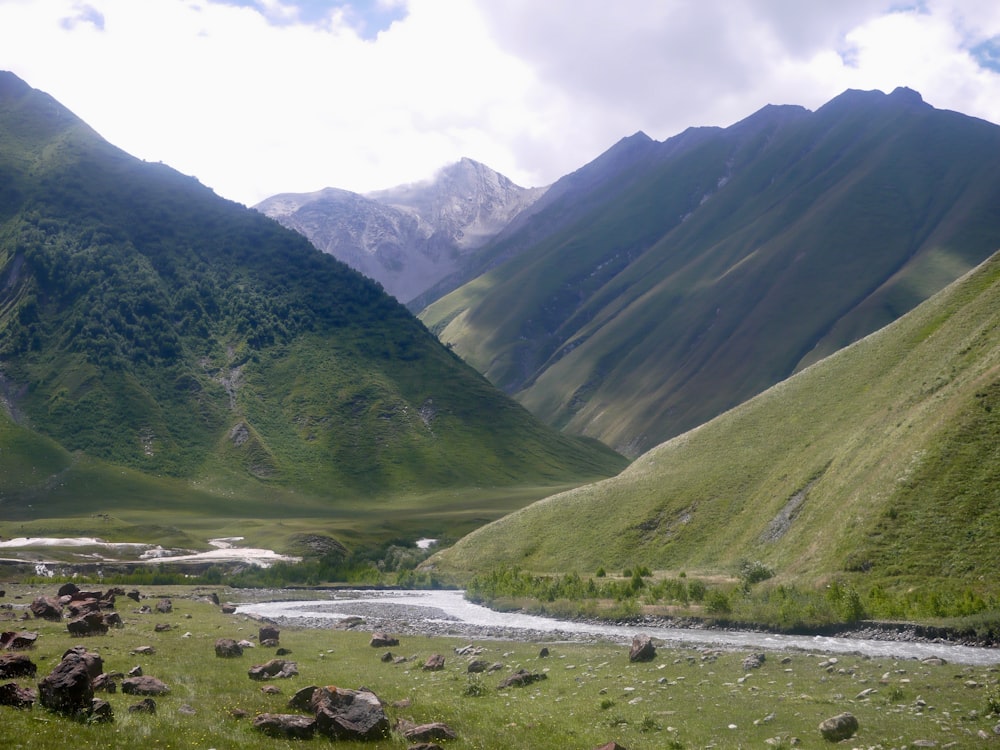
top-left (234, 589), bottom-right (1000, 667)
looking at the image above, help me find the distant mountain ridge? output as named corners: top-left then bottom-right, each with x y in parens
top-left (421, 87), bottom-right (1000, 456)
top-left (256, 158), bottom-right (545, 303)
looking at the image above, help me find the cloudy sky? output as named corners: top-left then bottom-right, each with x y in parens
top-left (1, 0), bottom-right (999, 206)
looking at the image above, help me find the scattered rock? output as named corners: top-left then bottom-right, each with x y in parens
top-left (370, 632), bottom-right (399, 648)
top-left (90, 697), bottom-right (114, 722)
top-left (128, 697), bottom-right (157, 714)
top-left (0, 653), bottom-right (36, 678)
top-left (38, 652), bottom-right (95, 715)
top-left (155, 598), bottom-right (173, 614)
top-left (154, 623), bottom-right (172, 632)
top-left (401, 721), bottom-right (458, 742)
top-left (818, 712), bottom-right (858, 742)
top-left (221, 604), bottom-right (237, 614)
top-left (288, 685), bottom-right (317, 711)
top-left (29, 596), bottom-right (63, 621)
top-left (381, 651), bottom-right (394, 663)
top-left (259, 625), bottom-right (280, 644)
top-left (467, 659), bottom-right (489, 673)
top-left (57, 583), bottom-right (80, 598)
top-left (261, 685), bottom-right (282, 695)
top-left (538, 647), bottom-right (549, 658)
top-left (122, 676), bottom-right (170, 696)
top-left (275, 647), bottom-right (292, 656)
top-left (742, 653), bottom-right (765, 670)
top-left (248, 659), bottom-right (298, 680)
top-left (67, 612), bottom-right (109, 637)
top-left (92, 673), bottom-right (117, 693)
top-left (498, 669), bottom-right (547, 689)
top-left (215, 638), bottom-right (244, 658)
top-left (0, 681), bottom-right (36, 708)
top-left (422, 653), bottom-right (445, 671)
top-left (63, 646), bottom-right (103, 678)
top-left (0, 630), bottom-right (38, 650)
top-left (127, 590), bottom-right (141, 603)
top-left (128, 665), bottom-right (143, 677)
top-left (311, 686), bottom-right (390, 741)
top-left (253, 712), bottom-right (317, 739)
top-left (131, 646), bottom-right (156, 656)
top-left (629, 634), bottom-right (656, 662)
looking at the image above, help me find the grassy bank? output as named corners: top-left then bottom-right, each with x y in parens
top-left (1, 585), bottom-right (999, 748)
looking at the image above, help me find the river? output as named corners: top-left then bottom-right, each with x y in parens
top-left (234, 589), bottom-right (1000, 667)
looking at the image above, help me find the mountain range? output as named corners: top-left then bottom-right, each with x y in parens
top-left (419, 87), bottom-right (1000, 456)
top-left (255, 158), bottom-right (545, 304)
top-left (0, 70), bottom-right (625, 552)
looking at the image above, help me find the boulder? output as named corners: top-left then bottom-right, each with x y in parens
top-left (155, 598), bottom-right (172, 614)
top-left (92, 673), bottom-right (117, 693)
top-left (467, 659), bottom-right (489, 673)
top-left (629, 634), bottom-right (656, 662)
top-left (311, 686), bottom-right (390, 741)
top-left (370, 632), bottom-right (399, 648)
top-left (38, 652), bottom-right (94, 714)
top-left (819, 712), bottom-right (859, 742)
top-left (215, 638), bottom-right (244, 658)
top-left (401, 721), bottom-right (458, 742)
top-left (127, 589), bottom-right (141, 603)
top-left (742, 653), bottom-right (766, 670)
top-left (259, 625), bottom-right (280, 644)
top-left (498, 669), bottom-right (547, 689)
top-left (89, 697), bottom-right (114, 722)
top-left (103, 612), bottom-right (124, 628)
top-left (128, 697), bottom-right (157, 714)
top-left (0, 630), bottom-right (38, 650)
top-left (66, 612), bottom-right (108, 637)
top-left (248, 659), bottom-right (298, 680)
top-left (0, 653), bottom-right (37, 678)
top-left (288, 685), bottom-right (318, 711)
top-left (154, 623), bottom-right (172, 632)
top-left (62, 646), bottom-right (103, 678)
top-left (122, 676), bottom-right (170, 696)
top-left (221, 604), bottom-right (237, 614)
top-left (0, 681), bottom-right (36, 709)
top-left (67, 598), bottom-right (101, 619)
top-left (29, 596), bottom-right (62, 621)
top-left (252, 712), bottom-right (317, 739)
top-left (422, 654), bottom-right (445, 671)
top-left (57, 583), bottom-right (80, 597)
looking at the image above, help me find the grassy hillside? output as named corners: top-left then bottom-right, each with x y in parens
top-left (0, 71), bottom-right (626, 555)
top-left (429, 250), bottom-right (1000, 598)
top-left (421, 88), bottom-right (1000, 456)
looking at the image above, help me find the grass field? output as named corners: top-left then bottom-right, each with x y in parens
top-left (1, 585), bottom-right (998, 749)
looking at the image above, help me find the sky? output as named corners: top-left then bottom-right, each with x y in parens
top-left (1, 0), bottom-right (1000, 207)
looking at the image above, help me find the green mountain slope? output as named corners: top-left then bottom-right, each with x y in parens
top-left (429, 250), bottom-right (1000, 592)
top-left (0, 71), bottom-right (626, 545)
top-left (421, 88), bottom-right (1000, 456)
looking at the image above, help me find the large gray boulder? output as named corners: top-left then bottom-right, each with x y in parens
top-left (38, 652), bottom-right (94, 714)
top-left (310, 686), bottom-right (389, 741)
top-left (819, 712), bottom-right (859, 741)
top-left (628, 634), bottom-right (656, 662)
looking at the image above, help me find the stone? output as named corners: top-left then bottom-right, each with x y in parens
top-left (67, 612), bottom-right (108, 636)
top-left (0, 681), bottom-right (36, 708)
top-left (154, 623), bottom-right (172, 632)
top-left (498, 669), bottom-right (547, 689)
top-left (288, 685), bottom-right (317, 711)
top-left (401, 721), bottom-right (458, 742)
top-left (311, 686), bottom-right (390, 741)
top-left (38, 652), bottom-right (94, 714)
top-left (248, 659), bottom-right (298, 680)
top-left (128, 697), bottom-right (157, 713)
top-left (0, 653), bottom-right (36, 678)
top-left (221, 604), bottom-right (237, 614)
top-left (57, 583), bottom-right (80, 597)
top-left (380, 651), bottom-right (394, 663)
top-left (742, 653), bottom-right (766, 670)
top-left (62, 646), bottom-right (103, 678)
top-left (467, 659), bottom-right (489, 673)
top-left (29, 596), bottom-right (62, 621)
top-left (155, 598), bottom-right (172, 614)
top-left (122, 676), bottom-right (170, 696)
top-left (128, 665), bottom-right (143, 677)
top-left (0, 630), bottom-right (38, 650)
top-left (131, 645), bottom-right (156, 656)
top-left (370, 632), bottom-right (399, 648)
top-left (92, 673), bottom-right (117, 693)
top-left (259, 625), bottom-right (280, 643)
top-left (539, 647), bottom-right (550, 658)
top-left (103, 612), bottom-right (123, 628)
top-left (629, 634), bottom-right (656, 662)
top-left (594, 744), bottom-right (629, 750)
top-left (215, 638), bottom-right (244, 658)
top-left (261, 685), bottom-right (282, 695)
top-left (89, 697), bottom-right (114, 722)
top-left (127, 589), bottom-right (141, 603)
top-left (252, 712), bottom-right (317, 739)
top-left (422, 653), bottom-right (445, 671)
top-left (818, 712), bottom-right (859, 742)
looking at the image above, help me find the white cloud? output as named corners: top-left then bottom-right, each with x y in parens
top-left (1, 0), bottom-right (999, 206)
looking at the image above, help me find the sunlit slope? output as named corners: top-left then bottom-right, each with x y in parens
top-left (421, 88), bottom-right (1000, 456)
top-left (430, 251), bottom-right (1000, 587)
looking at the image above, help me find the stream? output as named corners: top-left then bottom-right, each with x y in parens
top-left (234, 589), bottom-right (1000, 666)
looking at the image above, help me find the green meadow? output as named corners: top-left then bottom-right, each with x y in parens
top-left (1, 585), bottom-right (999, 749)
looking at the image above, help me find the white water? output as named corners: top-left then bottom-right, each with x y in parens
top-left (235, 589), bottom-right (1000, 666)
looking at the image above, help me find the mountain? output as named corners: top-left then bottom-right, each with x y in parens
top-left (429, 249), bottom-right (1000, 591)
top-left (420, 88), bottom-right (1000, 456)
top-left (0, 71), bottom-right (626, 547)
top-left (255, 158), bottom-right (545, 304)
